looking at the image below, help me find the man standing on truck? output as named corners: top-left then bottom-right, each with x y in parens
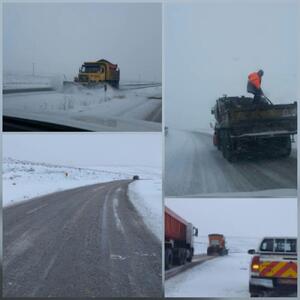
top-left (247, 69), bottom-right (264, 104)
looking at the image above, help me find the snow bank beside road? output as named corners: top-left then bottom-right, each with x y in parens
top-left (3, 157), bottom-right (130, 207)
top-left (128, 178), bottom-right (162, 241)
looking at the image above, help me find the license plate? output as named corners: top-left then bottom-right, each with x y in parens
top-left (278, 278), bottom-right (297, 285)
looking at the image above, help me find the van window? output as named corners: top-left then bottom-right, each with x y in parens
top-left (286, 239), bottom-right (297, 253)
top-left (260, 239), bottom-right (274, 252)
top-left (274, 239), bottom-right (285, 252)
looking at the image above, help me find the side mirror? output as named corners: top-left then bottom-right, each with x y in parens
top-left (248, 249), bottom-right (255, 255)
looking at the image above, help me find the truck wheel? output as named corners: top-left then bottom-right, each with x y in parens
top-left (186, 249), bottom-right (193, 262)
top-left (178, 249), bottom-right (186, 265)
top-left (165, 249), bottom-right (173, 270)
top-left (280, 137), bottom-right (292, 157)
top-left (222, 140), bottom-right (235, 162)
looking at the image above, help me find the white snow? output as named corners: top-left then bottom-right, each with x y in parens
top-left (2, 157), bottom-right (159, 207)
top-left (128, 178), bottom-right (162, 241)
top-left (3, 74), bottom-right (56, 89)
top-left (165, 236), bottom-right (261, 298)
top-left (3, 76), bottom-right (162, 125)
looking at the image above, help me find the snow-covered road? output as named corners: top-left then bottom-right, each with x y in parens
top-left (165, 237), bottom-right (260, 297)
top-left (165, 129), bottom-right (297, 197)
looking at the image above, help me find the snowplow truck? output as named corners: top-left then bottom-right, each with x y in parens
top-left (74, 59), bottom-right (120, 88)
top-left (165, 207), bottom-right (198, 270)
top-left (207, 234), bottom-right (228, 256)
top-left (211, 96), bottom-right (297, 162)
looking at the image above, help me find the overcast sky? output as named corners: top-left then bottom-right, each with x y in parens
top-left (165, 198), bottom-right (297, 237)
top-left (3, 133), bottom-right (162, 168)
top-left (165, 0), bottom-right (299, 131)
top-left (3, 2), bottom-right (161, 82)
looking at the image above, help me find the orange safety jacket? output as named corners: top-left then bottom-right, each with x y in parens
top-left (248, 72), bottom-right (261, 89)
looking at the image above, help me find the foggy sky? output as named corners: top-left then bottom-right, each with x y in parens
top-left (3, 2), bottom-right (161, 82)
top-left (165, 0), bottom-right (299, 131)
top-left (3, 133), bottom-right (162, 168)
top-left (165, 198), bottom-right (297, 237)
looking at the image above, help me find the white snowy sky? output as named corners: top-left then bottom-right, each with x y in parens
top-left (165, 0), bottom-right (299, 131)
top-left (165, 198), bottom-right (297, 237)
top-left (3, 2), bottom-right (162, 82)
top-left (3, 133), bottom-right (162, 168)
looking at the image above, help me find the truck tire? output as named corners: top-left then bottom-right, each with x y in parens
top-left (165, 248), bottom-right (173, 270)
top-left (175, 248), bottom-right (186, 265)
top-left (222, 133), bottom-right (236, 162)
top-left (280, 136), bottom-right (292, 158)
top-left (186, 248), bottom-right (193, 262)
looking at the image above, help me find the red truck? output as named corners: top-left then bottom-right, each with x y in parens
top-left (165, 206), bottom-right (198, 270)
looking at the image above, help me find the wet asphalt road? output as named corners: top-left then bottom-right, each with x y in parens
top-left (3, 180), bottom-right (162, 297)
top-left (165, 129), bottom-right (297, 197)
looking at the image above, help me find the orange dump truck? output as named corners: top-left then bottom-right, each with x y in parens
top-left (248, 237), bottom-right (297, 297)
top-left (165, 207), bottom-right (198, 270)
top-left (207, 233), bottom-right (228, 256)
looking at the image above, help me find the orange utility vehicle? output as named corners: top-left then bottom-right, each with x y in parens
top-left (248, 237), bottom-right (297, 297)
top-left (207, 233), bottom-right (228, 256)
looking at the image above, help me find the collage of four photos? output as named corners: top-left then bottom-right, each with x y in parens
top-left (2, 0), bottom-right (298, 298)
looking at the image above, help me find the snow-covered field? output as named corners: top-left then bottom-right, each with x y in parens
top-left (128, 179), bottom-right (162, 241)
top-left (3, 74), bottom-right (58, 89)
top-left (3, 158), bottom-right (161, 211)
top-left (3, 75), bottom-right (162, 130)
top-left (165, 236), bottom-right (261, 298)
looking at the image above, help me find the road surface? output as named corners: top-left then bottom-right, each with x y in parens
top-left (165, 253), bottom-right (250, 297)
top-left (165, 254), bottom-right (216, 280)
top-left (165, 129), bottom-right (297, 197)
top-left (3, 180), bottom-right (162, 297)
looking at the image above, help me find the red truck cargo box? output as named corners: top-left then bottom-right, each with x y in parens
top-left (165, 207), bottom-right (187, 242)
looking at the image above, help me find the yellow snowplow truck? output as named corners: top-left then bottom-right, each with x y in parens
top-left (74, 59), bottom-right (120, 88)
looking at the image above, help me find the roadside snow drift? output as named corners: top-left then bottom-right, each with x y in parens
top-left (128, 178), bottom-right (162, 241)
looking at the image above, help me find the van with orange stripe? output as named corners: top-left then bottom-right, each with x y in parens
top-left (248, 237), bottom-right (297, 297)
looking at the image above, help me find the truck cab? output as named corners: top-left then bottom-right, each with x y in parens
top-left (248, 237), bottom-right (297, 297)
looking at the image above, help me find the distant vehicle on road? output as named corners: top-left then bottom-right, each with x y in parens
top-left (164, 126), bottom-right (168, 136)
top-left (132, 175), bottom-right (139, 180)
top-left (211, 96), bottom-right (297, 162)
top-left (74, 59), bottom-right (120, 88)
top-left (165, 206), bottom-right (198, 270)
top-left (248, 237), bottom-right (297, 297)
top-left (207, 233), bottom-right (228, 256)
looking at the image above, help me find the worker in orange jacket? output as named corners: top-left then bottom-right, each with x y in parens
top-left (247, 69), bottom-right (264, 104)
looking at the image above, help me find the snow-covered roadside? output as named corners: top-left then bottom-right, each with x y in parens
top-left (127, 178), bottom-right (162, 241)
top-left (166, 236), bottom-right (261, 297)
top-left (3, 157), bottom-right (131, 207)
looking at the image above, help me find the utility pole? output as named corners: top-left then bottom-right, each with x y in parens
top-left (32, 63), bottom-right (35, 76)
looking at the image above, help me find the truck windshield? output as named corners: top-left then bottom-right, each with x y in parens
top-left (81, 65), bottom-right (100, 73)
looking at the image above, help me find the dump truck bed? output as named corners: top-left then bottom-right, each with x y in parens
top-left (214, 97), bottom-right (297, 138)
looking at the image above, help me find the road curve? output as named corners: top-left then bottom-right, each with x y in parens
top-left (3, 180), bottom-right (162, 297)
top-left (165, 129), bottom-right (297, 197)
